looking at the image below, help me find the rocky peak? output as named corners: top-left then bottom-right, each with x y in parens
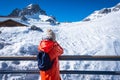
top-left (7, 4), bottom-right (58, 25)
top-left (21, 4), bottom-right (46, 16)
top-left (9, 4), bottom-right (46, 17)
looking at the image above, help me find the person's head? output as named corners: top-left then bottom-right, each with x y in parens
top-left (45, 29), bottom-right (56, 41)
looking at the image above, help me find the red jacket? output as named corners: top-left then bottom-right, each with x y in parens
top-left (38, 40), bottom-right (63, 80)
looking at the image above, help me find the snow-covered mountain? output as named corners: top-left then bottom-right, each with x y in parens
top-left (8, 4), bottom-right (57, 25)
top-left (0, 3), bottom-right (120, 80)
top-left (83, 3), bottom-right (120, 21)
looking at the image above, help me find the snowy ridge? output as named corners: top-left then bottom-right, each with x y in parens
top-left (83, 3), bottom-right (120, 21)
top-left (0, 4), bottom-right (120, 80)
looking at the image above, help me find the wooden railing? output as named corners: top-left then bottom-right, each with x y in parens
top-left (0, 56), bottom-right (120, 75)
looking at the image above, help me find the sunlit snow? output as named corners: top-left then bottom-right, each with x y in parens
top-left (0, 4), bottom-right (120, 80)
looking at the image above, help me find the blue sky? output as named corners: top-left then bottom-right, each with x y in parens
top-left (0, 0), bottom-right (120, 22)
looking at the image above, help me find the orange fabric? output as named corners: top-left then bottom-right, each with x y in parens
top-left (38, 40), bottom-right (63, 80)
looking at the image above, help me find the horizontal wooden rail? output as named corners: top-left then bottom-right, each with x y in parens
top-left (0, 55), bottom-right (120, 75)
top-left (0, 70), bottom-right (120, 75)
top-left (0, 55), bottom-right (120, 61)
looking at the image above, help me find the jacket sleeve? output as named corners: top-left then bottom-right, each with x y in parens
top-left (55, 42), bottom-right (63, 56)
top-left (49, 42), bottom-right (63, 60)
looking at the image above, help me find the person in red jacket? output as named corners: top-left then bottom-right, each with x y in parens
top-left (38, 29), bottom-right (63, 80)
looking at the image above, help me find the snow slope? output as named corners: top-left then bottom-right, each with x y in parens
top-left (84, 3), bottom-right (120, 21)
top-left (0, 5), bottom-right (120, 80)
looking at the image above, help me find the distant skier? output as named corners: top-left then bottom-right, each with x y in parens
top-left (38, 29), bottom-right (63, 80)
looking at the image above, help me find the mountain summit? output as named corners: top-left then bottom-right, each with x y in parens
top-left (9, 4), bottom-right (46, 17)
top-left (8, 4), bottom-right (57, 25)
